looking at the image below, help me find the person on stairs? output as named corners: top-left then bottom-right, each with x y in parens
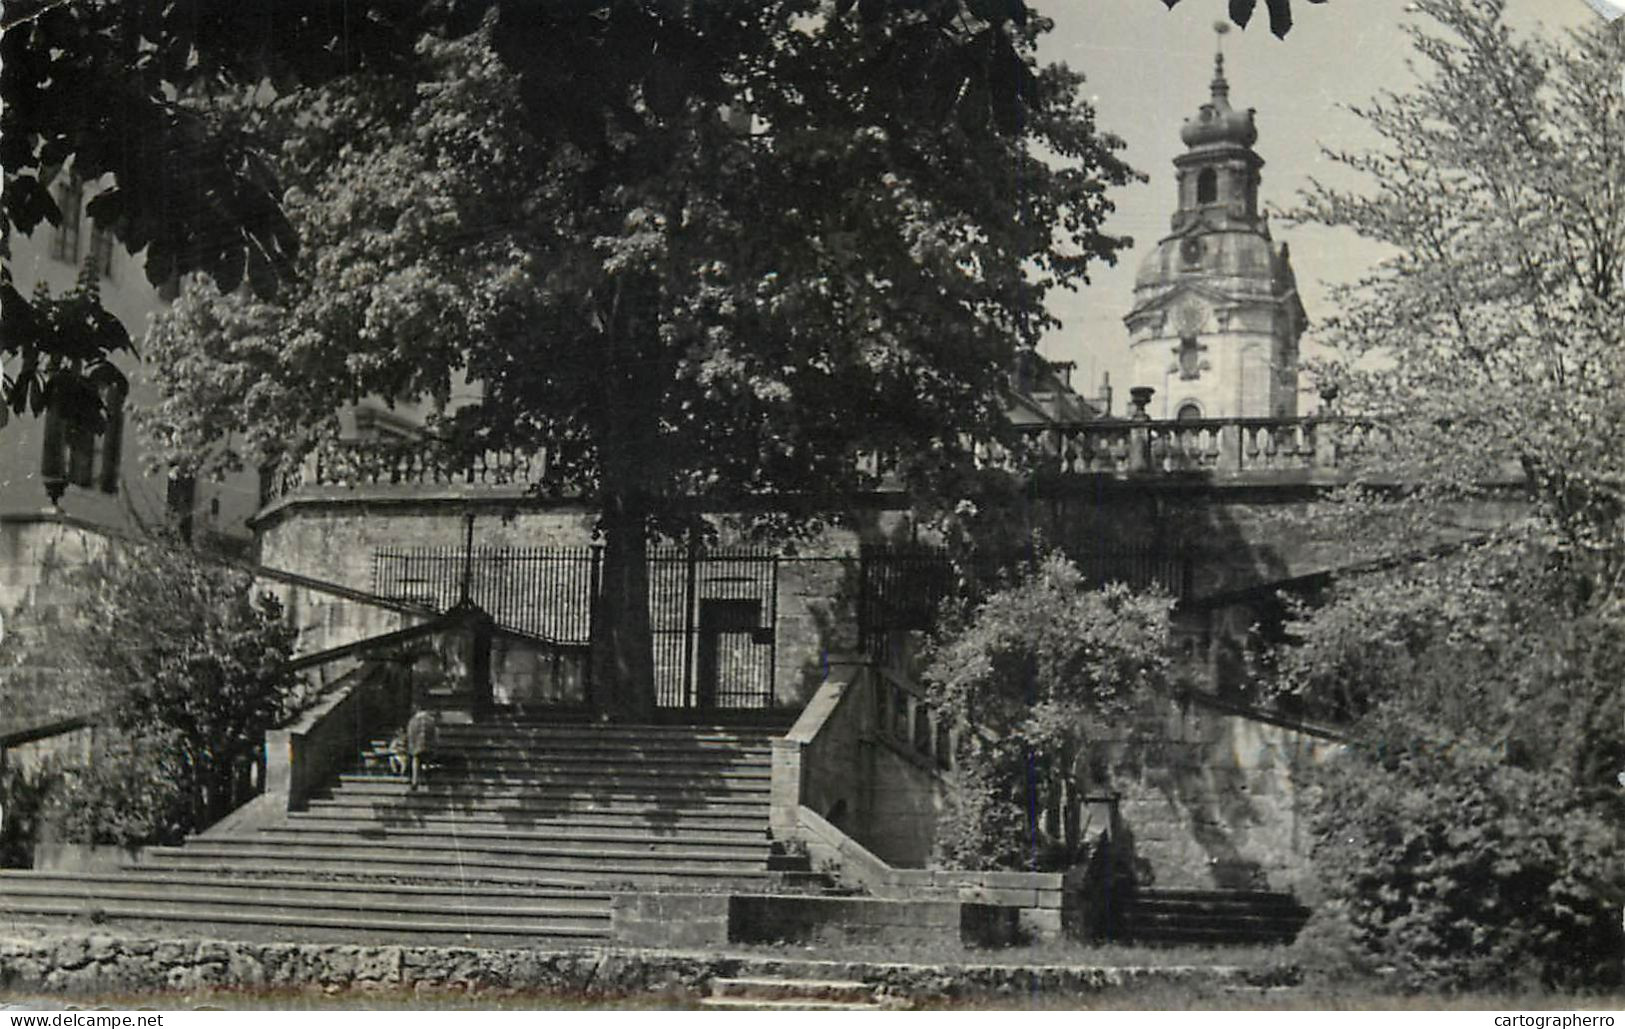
top-left (405, 707), bottom-right (439, 790)
top-left (386, 726), bottom-right (410, 776)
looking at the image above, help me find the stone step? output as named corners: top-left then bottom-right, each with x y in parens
top-left (417, 736), bottom-right (775, 757)
top-left (360, 746), bottom-right (772, 772)
top-left (1119, 924), bottom-right (1303, 945)
top-left (0, 870), bottom-right (610, 906)
top-left (1120, 889), bottom-right (1310, 945)
top-left (167, 832), bottom-right (770, 864)
top-left (334, 772), bottom-right (770, 792)
top-left (1130, 888), bottom-right (1309, 908)
top-left (710, 977), bottom-right (877, 1005)
top-left (255, 824), bottom-right (771, 855)
top-left (324, 780), bottom-right (769, 804)
top-left (1125, 912), bottom-right (1310, 932)
top-left (141, 842), bottom-right (776, 883)
top-left (0, 897), bottom-right (608, 947)
top-left (438, 723), bottom-right (777, 742)
top-left (0, 873), bottom-right (611, 926)
top-left (302, 799), bottom-right (769, 829)
top-left (133, 854), bottom-right (773, 889)
top-left (362, 758), bottom-right (773, 780)
top-left (697, 998), bottom-right (885, 1011)
top-left (287, 812), bottom-right (769, 842)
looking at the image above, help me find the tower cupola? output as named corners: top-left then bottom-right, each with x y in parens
top-left (1179, 53), bottom-right (1258, 150)
top-left (1122, 25), bottom-right (1307, 421)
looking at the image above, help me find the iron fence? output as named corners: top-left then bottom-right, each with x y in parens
top-left (372, 545), bottom-right (778, 709)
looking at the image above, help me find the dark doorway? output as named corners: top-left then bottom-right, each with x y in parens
top-left (696, 598), bottom-right (764, 709)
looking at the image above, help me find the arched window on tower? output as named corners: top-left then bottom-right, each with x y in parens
top-left (1176, 402), bottom-right (1204, 422)
top-left (1196, 168), bottom-right (1218, 205)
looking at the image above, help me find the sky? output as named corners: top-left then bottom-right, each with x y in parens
top-left (1030, 0), bottom-right (1604, 404)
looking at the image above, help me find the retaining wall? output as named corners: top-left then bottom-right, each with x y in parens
top-left (0, 931), bottom-right (1296, 1004)
top-left (1104, 696), bottom-right (1343, 894)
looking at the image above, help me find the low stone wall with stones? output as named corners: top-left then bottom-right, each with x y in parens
top-left (608, 892), bottom-right (1021, 950)
top-left (0, 931), bottom-right (1299, 1005)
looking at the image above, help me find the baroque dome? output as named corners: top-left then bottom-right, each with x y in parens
top-left (1133, 227), bottom-right (1280, 292)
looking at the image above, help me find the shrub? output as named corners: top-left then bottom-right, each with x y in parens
top-left (1308, 702), bottom-right (1625, 992)
top-left (31, 542), bottom-right (306, 840)
top-left (924, 554), bottom-right (1172, 871)
top-left (43, 731), bottom-right (192, 848)
top-left (0, 762), bottom-right (60, 868)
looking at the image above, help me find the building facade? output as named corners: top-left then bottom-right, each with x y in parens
top-left (0, 173), bottom-right (260, 547)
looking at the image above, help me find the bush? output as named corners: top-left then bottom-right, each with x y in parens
top-left (924, 554), bottom-right (1172, 872)
top-left (43, 731), bottom-right (192, 848)
top-left (28, 541), bottom-right (306, 841)
top-left (0, 762), bottom-right (59, 868)
top-left (1308, 702), bottom-right (1625, 992)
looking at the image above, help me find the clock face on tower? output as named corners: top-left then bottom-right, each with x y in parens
top-left (1180, 236), bottom-right (1205, 267)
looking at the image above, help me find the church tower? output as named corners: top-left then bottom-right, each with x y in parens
top-left (1123, 36), bottom-right (1307, 420)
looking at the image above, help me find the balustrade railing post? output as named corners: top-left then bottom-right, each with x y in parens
top-left (1127, 387), bottom-right (1154, 472)
top-left (1314, 418), bottom-right (1341, 470)
top-left (1217, 422), bottom-right (1241, 472)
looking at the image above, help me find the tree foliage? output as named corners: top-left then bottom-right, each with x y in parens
top-left (1307, 650), bottom-right (1625, 991)
top-left (47, 545), bottom-right (306, 834)
top-left (1161, 0), bottom-right (1327, 39)
top-left (1288, 0), bottom-right (1624, 590)
top-left (137, 3), bottom-right (1137, 715)
top-left (0, 0), bottom-right (1322, 435)
top-left (41, 732), bottom-right (194, 849)
top-left (1275, 1), bottom-right (1625, 988)
top-left (924, 555), bottom-right (1172, 870)
top-left (0, 0), bottom-right (410, 420)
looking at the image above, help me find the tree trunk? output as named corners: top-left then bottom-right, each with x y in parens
top-left (591, 486), bottom-right (658, 721)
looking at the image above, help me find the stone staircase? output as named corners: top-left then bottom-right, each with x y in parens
top-left (0, 721), bottom-right (784, 946)
top-left (1118, 888), bottom-right (1311, 946)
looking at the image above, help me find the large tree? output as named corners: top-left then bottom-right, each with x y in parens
top-left (1271, 0), bottom-right (1625, 987)
top-left (0, 0), bottom-right (1324, 435)
top-left (137, 2), bottom-right (1137, 717)
top-left (1287, 0), bottom-right (1623, 589)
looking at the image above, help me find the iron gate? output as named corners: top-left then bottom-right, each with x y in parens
top-left (372, 544), bottom-right (778, 709)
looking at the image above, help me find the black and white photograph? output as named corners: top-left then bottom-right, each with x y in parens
top-left (0, 0), bottom-right (1622, 1014)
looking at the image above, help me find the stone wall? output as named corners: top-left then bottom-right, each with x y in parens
top-left (0, 512), bottom-right (440, 735)
top-left (0, 517), bottom-right (114, 728)
top-left (865, 743), bottom-right (945, 867)
top-left (1103, 696), bottom-right (1343, 895)
top-left (610, 892), bottom-right (1021, 950)
top-left (0, 930), bottom-right (1297, 1004)
top-left (0, 724), bottom-right (97, 778)
top-left (255, 495), bottom-right (599, 597)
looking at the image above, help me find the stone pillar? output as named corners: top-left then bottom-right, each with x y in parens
top-left (1128, 387), bottom-right (1155, 472)
top-left (769, 736), bottom-right (803, 841)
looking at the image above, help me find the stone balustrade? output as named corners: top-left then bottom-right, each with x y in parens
top-left (1012, 416), bottom-right (1387, 478)
top-left (264, 416), bottom-right (1387, 505)
top-left (264, 438), bottom-right (550, 503)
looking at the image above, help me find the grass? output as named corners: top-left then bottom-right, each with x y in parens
top-left (7, 982), bottom-right (1624, 1012)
